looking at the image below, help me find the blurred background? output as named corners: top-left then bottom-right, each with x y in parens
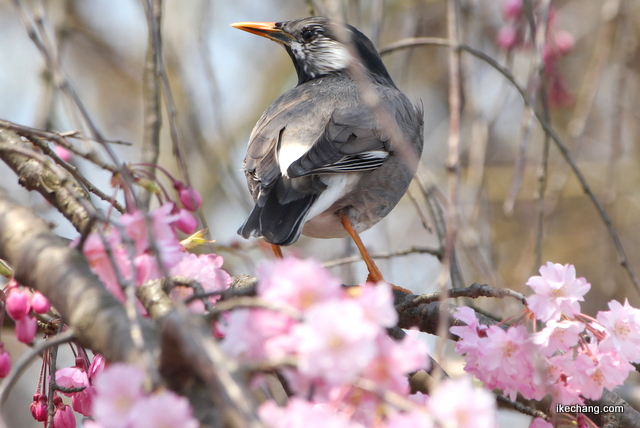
top-left (0, 0), bottom-right (639, 425)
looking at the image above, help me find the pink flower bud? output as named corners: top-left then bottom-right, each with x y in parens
top-left (502, 0), bottom-right (523, 19)
top-left (174, 209), bottom-right (198, 234)
top-left (53, 404), bottom-right (76, 428)
top-left (16, 315), bottom-right (37, 343)
top-left (0, 346), bottom-right (11, 377)
top-left (53, 144), bottom-right (73, 163)
top-left (554, 31), bottom-right (575, 54)
top-left (178, 187), bottom-right (202, 212)
top-left (31, 291), bottom-right (51, 314)
top-left (496, 26), bottom-right (518, 50)
top-left (30, 394), bottom-right (48, 422)
top-left (6, 288), bottom-right (31, 320)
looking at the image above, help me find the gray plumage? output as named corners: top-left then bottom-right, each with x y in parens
top-left (234, 17), bottom-right (424, 246)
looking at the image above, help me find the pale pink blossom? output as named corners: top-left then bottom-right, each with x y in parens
top-left (526, 262), bottom-right (591, 321)
top-left (570, 351), bottom-right (634, 400)
top-left (93, 364), bottom-right (146, 428)
top-left (450, 306), bottom-right (488, 353)
top-left (82, 232), bottom-right (130, 301)
top-left (169, 253), bottom-right (231, 311)
top-left (16, 315), bottom-right (37, 343)
top-left (129, 392), bottom-right (199, 428)
top-left (31, 291), bottom-right (51, 314)
top-left (257, 257), bottom-right (342, 311)
top-left (597, 299), bottom-right (640, 363)
top-left (6, 288), bottom-right (31, 320)
top-left (387, 410), bottom-right (434, 428)
top-left (362, 332), bottom-right (428, 394)
top-left (259, 398), bottom-right (354, 428)
top-left (531, 320), bottom-right (584, 356)
top-left (353, 281), bottom-right (398, 328)
top-left (221, 308), bottom-right (297, 361)
top-left (429, 377), bottom-right (496, 428)
top-left (0, 346), bottom-right (10, 377)
top-left (294, 300), bottom-right (378, 385)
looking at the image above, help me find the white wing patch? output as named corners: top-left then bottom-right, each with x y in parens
top-left (278, 142), bottom-right (310, 177)
top-left (305, 173), bottom-right (360, 220)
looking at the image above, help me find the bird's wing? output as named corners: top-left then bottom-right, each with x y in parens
top-left (286, 107), bottom-right (389, 178)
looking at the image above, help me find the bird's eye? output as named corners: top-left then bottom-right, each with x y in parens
top-left (301, 28), bottom-right (315, 42)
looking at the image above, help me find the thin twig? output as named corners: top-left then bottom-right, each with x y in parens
top-left (322, 246), bottom-right (441, 269)
top-left (206, 297), bottom-right (302, 321)
top-left (0, 330), bottom-right (75, 408)
top-left (378, 37), bottom-right (640, 294)
top-left (398, 283), bottom-right (527, 312)
top-left (139, 0), bottom-right (163, 210)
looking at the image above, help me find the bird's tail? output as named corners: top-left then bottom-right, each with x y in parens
top-left (237, 179), bottom-right (318, 246)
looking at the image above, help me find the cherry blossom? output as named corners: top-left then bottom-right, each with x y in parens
top-left (429, 377), bottom-right (496, 428)
top-left (596, 299), bottom-right (640, 363)
top-left (526, 262), bottom-right (590, 321)
top-left (6, 287), bottom-right (31, 320)
top-left (294, 299), bottom-right (379, 385)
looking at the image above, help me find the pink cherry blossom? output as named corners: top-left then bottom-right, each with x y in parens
top-left (387, 410), bottom-right (434, 428)
top-left (221, 308), bottom-right (297, 361)
top-left (362, 332), bottom-right (428, 394)
top-left (526, 262), bottom-right (591, 321)
top-left (259, 398), bottom-right (354, 428)
top-left (56, 366), bottom-right (90, 390)
top-left (429, 377), bottom-right (496, 428)
top-left (128, 392), bottom-right (199, 428)
top-left (570, 351), bottom-right (634, 400)
top-left (52, 403), bottom-right (76, 428)
top-left (531, 319), bottom-right (585, 356)
top-left (0, 345), bottom-right (10, 377)
top-left (353, 282), bottom-right (398, 328)
top-left (6, 288), bottom-right (31, 320)
top-left (596, 299), bottom-right (640, 363)
top-left (93, 364), bottom-right (146, 428)
top-left (16, 315), bottom-right (37, 343)
top-left (72, 385), bottom-right (96, 416)
top-left (169, 253), bottom-right (231, 311)
top-left (257, 257), bottom-right (343, 311)
top-left (82, 232), bottom-right (130, 301)
top-left (88, 354), bottom-right (106, 380)
top-left (293, 299), bottom-right (378, 385)
top-left (31, 291), bottom-right (51, 314)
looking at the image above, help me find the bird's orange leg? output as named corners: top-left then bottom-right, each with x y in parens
top-left (339, 211), bottom-right (384, 283)
top-left (271, 243), bottom-right (283, 259)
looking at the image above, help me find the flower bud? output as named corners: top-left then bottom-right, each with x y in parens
top-left (16, 315), bottom-right (37, 343)
top-left (31, 291), bottom-right (51, 314)
top-left (6, 288), bottom-right (31, 321)
top-left (0, 345), bottom-right (11, 377)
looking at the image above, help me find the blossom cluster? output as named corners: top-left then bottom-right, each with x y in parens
top-left (496, 0), bottom-right (575, 106)
top-left (220, 257), bottom-right (496, 428)
top-left (81, 201), bottom-right (231, 312)
top-left (85, 364), bottom-right (199, 428)
top-left (452, 262), bottom-right (639, 415)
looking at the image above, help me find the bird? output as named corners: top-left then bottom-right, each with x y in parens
top-left (232, 17), bottom-right (424, 283)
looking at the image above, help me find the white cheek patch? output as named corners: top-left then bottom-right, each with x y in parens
top-left (278, 143), bottom-right (310, 176)
top-left (313, 41), bottom-right (351, 74)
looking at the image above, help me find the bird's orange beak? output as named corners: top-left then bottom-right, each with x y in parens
top-left (231, 21), bottom-right (295, 45)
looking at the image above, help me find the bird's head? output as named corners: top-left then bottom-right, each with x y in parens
top-left (231, 17), bottom-right (394, 86)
